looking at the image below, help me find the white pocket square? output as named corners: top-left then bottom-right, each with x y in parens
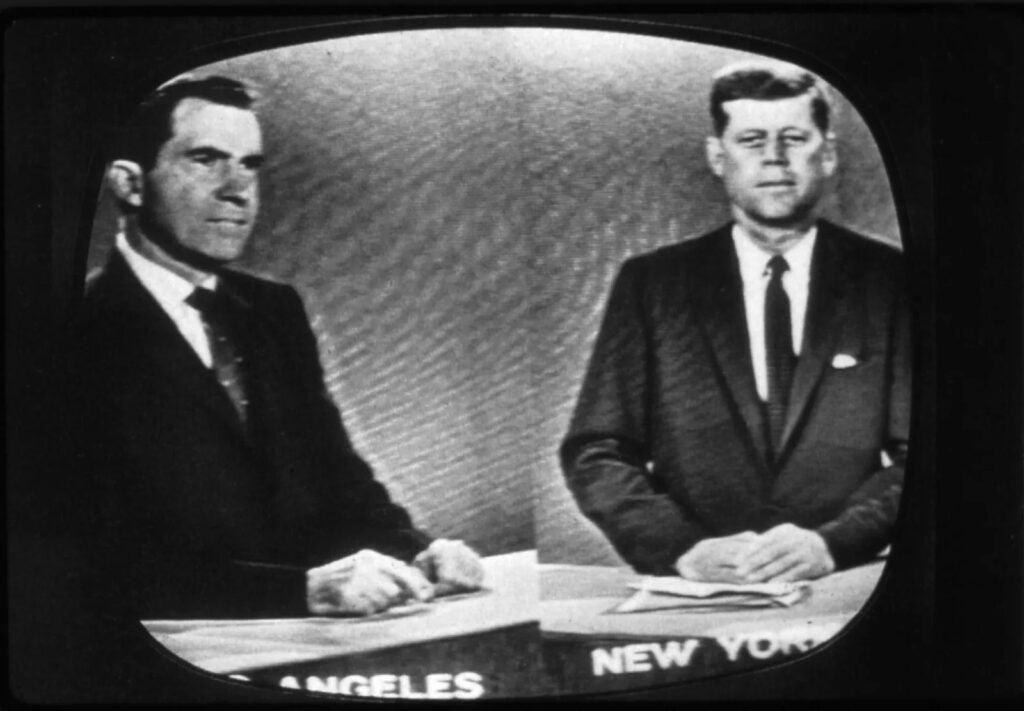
top-left (831, 353), bottom-right (859, 369)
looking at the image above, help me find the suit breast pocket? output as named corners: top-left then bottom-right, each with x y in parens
top-left (826, 345), bottom-right (882, 372)
top-left (813, 355), bottom-right (888, 447)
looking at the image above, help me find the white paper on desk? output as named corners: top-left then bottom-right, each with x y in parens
top-left (627, 576), bottom-right (806, 599)
top-left (610, 579), bottom-right (809, 614)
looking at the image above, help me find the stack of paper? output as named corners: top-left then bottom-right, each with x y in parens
top-left (609, 577), bottom-right (810, 614)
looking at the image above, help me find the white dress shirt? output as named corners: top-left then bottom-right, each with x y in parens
top-left (731, 224), bottom-right (817, 402)
top-left (116, 232), bottom-right (219, 368)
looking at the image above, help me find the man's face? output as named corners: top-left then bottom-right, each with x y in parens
top-left (706, 94), bottom-right (836, 229)
top-left (140, 97), bottom-right (264, 266)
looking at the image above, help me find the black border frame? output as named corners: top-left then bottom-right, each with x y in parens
top-left (6, 5), bottom-right (1022, 702)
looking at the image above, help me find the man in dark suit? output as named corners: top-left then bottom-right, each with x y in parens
top-left (68, 76), bottom-right (482, 619)
top-left (561, 62), bottom-right (909, 584)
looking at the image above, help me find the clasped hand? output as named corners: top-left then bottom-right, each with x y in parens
top-left (675, 524), bottom-right (835, 584)
top-left (307, 540), bottom-right (483, 616)
top-left (412, 538), bottom-right (485, 597)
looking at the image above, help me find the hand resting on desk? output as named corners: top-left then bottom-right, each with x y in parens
top-left (413, 538), bottom-right (485, 597)
top-left (675, 531), bottom-right (759, 584)
top-left (305, 541), bottom-right (484, 616)
top-left (734, 524), bottom-right (835, 583)
top-left (676, 524), bottom-right (835, 584)
top-left (306, 549), bottom-right (435, 616)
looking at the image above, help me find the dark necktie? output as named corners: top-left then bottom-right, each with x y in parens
top-left (186, 287), bottom-right (250, 428)
top-left (765, 255), bottom-right (796, 457)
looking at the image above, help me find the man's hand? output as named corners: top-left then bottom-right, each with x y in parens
top-left (413, 539), bottom-right (484, 596)
top-left (733, 523), bottom-right (835, 583)
top-left (306, 549), bottom-right (435, 616)
top-left (675, 531), bottom-right (759, 583)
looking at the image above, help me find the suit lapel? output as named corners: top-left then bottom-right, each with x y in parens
top-left (688, 228), bottom-right (772, 469)
top-left (777, 223), bottom-right (855, 458)
top-left (103, 255), bottom-right (251, 443)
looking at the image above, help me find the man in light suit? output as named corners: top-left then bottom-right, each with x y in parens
top-left (68, 76), bottom-right (482, 618)
top-left (561, 62), bottom-right (910, 584)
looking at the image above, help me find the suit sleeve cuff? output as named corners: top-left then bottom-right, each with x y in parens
top-left (816, 519), bottom-right (881, 571)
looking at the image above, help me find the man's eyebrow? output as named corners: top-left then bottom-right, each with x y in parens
top-left (184, 146), bottom-right (264, 167)
top-left (184, 145), bottom-right (231, 158)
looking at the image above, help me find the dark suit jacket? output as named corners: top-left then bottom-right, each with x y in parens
top-left (561, 221), bottom-right (910, 574)
top-left (64, 253), bottom-right (431, 618)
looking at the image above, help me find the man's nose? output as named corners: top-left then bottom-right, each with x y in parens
top-left (215, 164), bottom-right (256, 205)
top-left (762, 138), bottom-right (789, 164)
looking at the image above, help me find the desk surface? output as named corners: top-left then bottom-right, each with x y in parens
top-left (143, 550), bottom-right (537, 675)
top-left (540, 558), bottom-right (886, 640)
top-left (538, 559), bottom-right (888, 694)
top-left (140, 551), bottom-right (885, 695)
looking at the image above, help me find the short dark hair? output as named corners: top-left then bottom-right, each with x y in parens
top-left (710, 62), bottom-right (831, 136)
top-left (115, 75), bottom-right (257, 170)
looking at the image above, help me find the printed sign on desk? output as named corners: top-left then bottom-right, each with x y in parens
top-left (543, 622), bottom-right (842, 694)
top-left (231, 623), bottom-right (546, 699)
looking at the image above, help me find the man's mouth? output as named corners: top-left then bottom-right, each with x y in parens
top-left (208, 218), bottom-right (248, 226)
top-left (757, 180), bottom-right (796, 188)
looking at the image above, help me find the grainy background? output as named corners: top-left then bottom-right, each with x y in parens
top-left (87, 28), bottom-right (900, 565)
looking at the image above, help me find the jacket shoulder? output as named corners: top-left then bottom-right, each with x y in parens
top-left (78, 258), bottom-right (135, 326)
top-left (818, 221), bottom-right (905, 283)
top-left (623, 225), bottom-right (732, 275)
top-left (820, 220), bottom-right (903, 258)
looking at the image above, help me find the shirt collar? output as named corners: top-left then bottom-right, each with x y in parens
top-left (116, 232), bottom-right (217, 310)
top-left (731, 222), bottom-right (817, 284)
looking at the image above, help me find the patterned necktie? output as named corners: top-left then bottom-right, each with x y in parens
top-left (765, 255), bottom-right (796, 457)
top-left (186, 287), bottom-right (250, 429)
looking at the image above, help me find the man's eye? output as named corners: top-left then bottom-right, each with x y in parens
top-left (783, 134), bottom-right (809, 144)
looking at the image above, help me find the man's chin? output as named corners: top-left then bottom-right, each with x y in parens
top-left (748, 204), bottom-right (815, 230)
top-left (175, 235), bottom-right (251, 271)
top-left (167, 244), bottom-right (245, 275)
top-left (189, 251), bottom-right (242, 272)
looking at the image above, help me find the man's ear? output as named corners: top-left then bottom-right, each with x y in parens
top-left (107, 160), bottom-right (145, 209)
top-left (821, 131), bottom-right (838, 177)
top-left (705, 136), bottom-right (725, 178)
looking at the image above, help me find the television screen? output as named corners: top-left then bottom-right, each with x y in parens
top-left (7, 10), bottom-right (1021, 702)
